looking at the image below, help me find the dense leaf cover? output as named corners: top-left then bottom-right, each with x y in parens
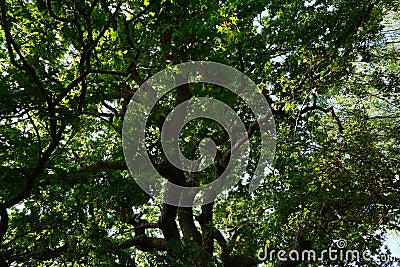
top-left (0, 0), bottom-right (399, 266)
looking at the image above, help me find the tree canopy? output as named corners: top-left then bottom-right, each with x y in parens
top-left (0, 0), bottom-right (399, 266)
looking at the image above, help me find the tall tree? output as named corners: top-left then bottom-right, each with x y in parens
top-left (0, 0), bottom-right (399, 266)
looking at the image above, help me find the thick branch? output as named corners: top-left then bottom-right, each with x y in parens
top-left (213, 229), bottom-right (230, 263)
top-left (197, 202), bottom-right (214, 254)
top-left (0, 125), bottom-right (65, 210)
top-left (0, 208), bottom-right (8, 244)
top-left (0, 126), bottom-right (65, 244)
top-left (159, 204), bottom-right (180, 241)
top-left (178, 207), bottom-right (202, 245)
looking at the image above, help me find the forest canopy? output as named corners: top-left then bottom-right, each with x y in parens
top-left (0, 0), bottom-right (399, 266)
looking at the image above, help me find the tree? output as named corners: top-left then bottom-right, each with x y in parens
top-left (0, 0), bottom-right (399, 266)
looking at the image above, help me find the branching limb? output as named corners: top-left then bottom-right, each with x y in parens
top-left (300, 104), bottom-right (344, 133)
top-left (221, 111), bottom-right (274, 167)
top-left (54, 3), bottom-right (123, 106)
top-left (178, 207), bottom-right (202, 245)
top-left (213, 229), bottom-right (229, 263)
top-left (274, 229), bottom-right (312, 267)
top-left (45, 0), bottom-right (75, 22)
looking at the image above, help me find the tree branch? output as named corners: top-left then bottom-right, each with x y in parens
top-left (300, 104), bottom-right (344, 133)
top-left (0, 208), bottom-right (8, 244)
top-left (0, 0), bottom-right (51, 105)
top-left (334, 3), bottom-right (375, 46)
top-left (221, 111), bottom-right (274, 167)
top-left (213, 229), bottom-right (230, 263)
top-left (45, 0), bottom-right (75, 22)
top-left (274, 229), bottom-right (312, 267)
top-left (54, 3), bottom-right (123, 106)
top-left (178, 207), bottom-right (202, 245)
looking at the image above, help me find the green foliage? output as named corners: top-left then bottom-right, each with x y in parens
top-left (0, 0), bottom-right (399, 266)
